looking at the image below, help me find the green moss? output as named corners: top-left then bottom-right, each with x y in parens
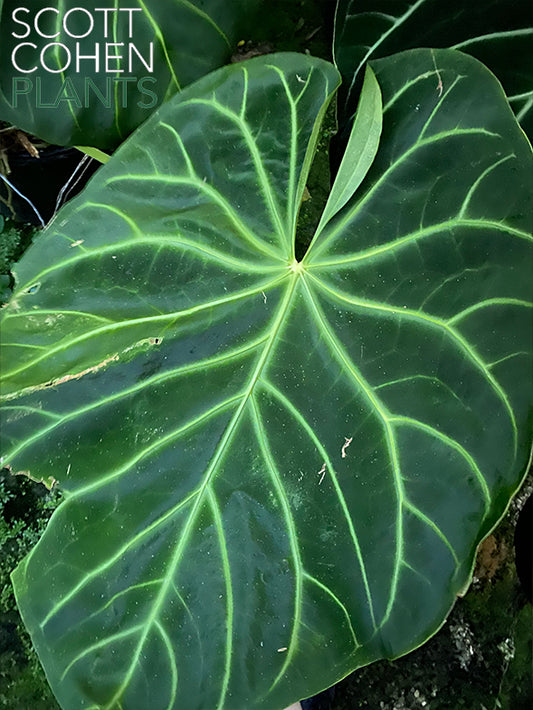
top-left (0, 216), bottom-right (38, 302)
top-left (0, 471), bottom-right (61, 709)
top-left (497, 598), bottom-right (533, 709)
top-left (0, 654), bottom-right (59, 710)
top-left (0, 217), bottom-right (36, 273)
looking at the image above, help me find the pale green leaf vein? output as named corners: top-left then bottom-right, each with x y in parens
top-left (3, 275), bottom-right (287, 382)
top-left (60, 624), bottom-right (144, 682)
top-left (104, 172), bottom-right (284, 263)
top-left (389, 415), bottom-right (491, 507)
top-left (306, 129), bottom-right (502, 262)
top-left (259, 378), bottom-right (377, 631)
top-left (137, 0), bottom-right (180, 90)
top-left (309, 275), bottom-right (518, 457)
top-left (40, 486), bottom-right (202, 631)
top-left (155, 620), bottom-right (178, 710)
top-left (447, 298), bottom-right (532, 325)
top-left (308, 218), bottom-right (532, 269)
top-left (101, 279), bottom-right (298, 707)
top-left (402, 500), bottom-right (459, 565)
top-left (207, 489), bottom-right (234, 710)
top-left (300, 277), bottom-right (404, 626)
top-left (458, 154), bottom-right (516, 219)
top-left (342, 0), bottom-right (427, 102)
top-left (251, 395), bottom-right (303, 691)
top-left (175, 0), bottom-right (230, 47)
top-left (185, 98), bottom-right (288, 251)
top-left (4, 336), bottom-right (266, 463)
top-left (266, 65), bottom-right (298, 240)
top-left (303, 572), bottom-right (359, 649)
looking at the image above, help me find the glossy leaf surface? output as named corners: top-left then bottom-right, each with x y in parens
top-left (334, 0), bottom-right (533, 139)
top-left (0, 0), bottom-right (258, 149)
top-left (1, 50), bottom-right (533, 710)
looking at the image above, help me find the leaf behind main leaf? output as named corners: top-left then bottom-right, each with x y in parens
top-left (0, 0), bottom-right (260, 149)
top-left (333, 0), bottom-right (533, 140)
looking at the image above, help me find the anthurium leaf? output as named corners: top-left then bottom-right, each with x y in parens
top-left (1, 49), bottom-right (533, 710)
top-left (334, 0), bottom-right (533, 139)
top-left (316, 65), bottom-right (382, 235)
top-left (0, 0), bottom-right (258, 150)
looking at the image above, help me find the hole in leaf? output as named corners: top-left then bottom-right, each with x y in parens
top-left (25, 282), bottom-right (41, 295)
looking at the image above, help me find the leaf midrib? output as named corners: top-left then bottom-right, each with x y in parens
top-left (100, 272), bottom-right (300, 709)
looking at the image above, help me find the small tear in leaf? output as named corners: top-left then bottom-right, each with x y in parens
top-left (318, 462), bottom-right (326, 485)
top-left (277, 647), bottom-right (287, 653)
top-left (70, 240), bottom-right (84, 248)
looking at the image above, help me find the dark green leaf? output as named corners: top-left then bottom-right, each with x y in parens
top-left (0, 0), bottom-right (258, 149)
top-left (334, 0), bottom-right (533, 139)
top-left (1, 49), bottom-right (532, 710)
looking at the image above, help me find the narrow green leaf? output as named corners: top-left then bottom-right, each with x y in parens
top-left (315, 65), bottom-right (382, 236)
top-left (75, 146), bottom-right (111, 164)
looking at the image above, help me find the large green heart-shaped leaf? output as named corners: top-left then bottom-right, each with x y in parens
top-left (0, 0), bottom-right (258, 149)
top-left (334, 0), bottom-right (533, 139)
top-left (1, 50), bottom-right (532, 710)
